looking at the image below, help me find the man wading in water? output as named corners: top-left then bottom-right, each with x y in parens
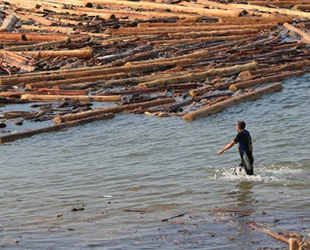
top-left (217, 121), bottom-right (254, 175)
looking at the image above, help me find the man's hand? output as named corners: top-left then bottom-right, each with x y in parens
top-left (217, 149), bottom-right (224, 155)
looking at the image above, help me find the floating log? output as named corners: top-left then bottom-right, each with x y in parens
top-left (229, 70), bottom-right (310, 92)
top-left (138, 61), bottom-right (258, 88)
top-left (20, 94), bottom-right (121, 102)
top-left (54, 98), bottom-right (175, 124)
top-left (0, 58), bottom-right (195, 86)
top-left (183, 83), bottom-right (283, 122)
top-left (0, 113), bottom-right (115, 144)
top-left (19, 48), bottom-right (93, 59)
top-left (0, 50), bottom-right (36, 72)
top-left (229, 3), bottom-right (310, 19)
top-left (89, 0), bottom-right (242, 17)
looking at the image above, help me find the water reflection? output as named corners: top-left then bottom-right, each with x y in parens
top-left (236, 181), bottom-right (255, 208)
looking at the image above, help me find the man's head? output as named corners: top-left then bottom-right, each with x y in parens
top-left (236, 120), bottom-right (246, 132)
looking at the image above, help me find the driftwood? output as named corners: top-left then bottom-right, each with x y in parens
top-left (138, 61), bottom-right (258, 88)
top-left (183, 83), bottom-right (283, 122)
top-left (20, 94), bottom-right (121, 102)
top-left (54, 98), bottom-right (175, 124)
top-left (0, 113), bottom-right (115, 144)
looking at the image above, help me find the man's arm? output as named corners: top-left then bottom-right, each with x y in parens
top-left (217, 141), bottom-right (236, 155)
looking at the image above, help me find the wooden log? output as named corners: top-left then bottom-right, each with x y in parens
top-left (0, 50), bottom-right (36, 72)
top-left (229, 70), bottom-right (310, 92)
top-left (19, 48), bottom-right (93, 59)
top-left (4, 39), bottom-right (70, 51)
top-left (20, 94), bottom-right (121, 102)
top-left (138, 61), bottom-right (258, 88)
top-left (248, 223), bottom-right (289, 244)
top-left (88, 0), bottom-right (242, 17)
top-left (0, 14), bottom-right (18, 32)
top-left (283, 23), bottom-right (310, 44)
top-left (229, 3), bottom-right (310, 19)
top-left (20, 24), bottom-right (75, 34)
top-left (183, 83), bottom-right (282, 122)
top-left (288, 238), bottom-right (299, 250)
top-left (0, 32), bottom-right (70, 42)
top-left (54, 98), bottom-right (175, 124)
top-left (25, 72), bottom-right (127, 89)
top-left (218, 16), bottom-right (292, 24)
top-left (0, 113), bottom-right (115, 144)
top-left (0, 58), bottom-right (195, 86)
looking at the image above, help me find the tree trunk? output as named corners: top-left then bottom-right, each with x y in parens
top-left (0, 113), bottom-right (114, 144)
top-left (139, 61), bottom-right (258, 88)
top-left (20, 48), bottom-right (93, 59)
top-left (229, 70), bottom-right (309, 92)
top-left (54, 98), bottom-right (175, 124)
top-left (20, 94), bottom-right (121, 102)
top-left (183, 83), bottom-right (282, 122)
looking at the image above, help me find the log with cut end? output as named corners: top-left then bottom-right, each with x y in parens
top-left (0, 113), bottom-right (115, 144)
top-left (183, 83), bottom-right (283, 122)
top-left (20, 94), bottom-right (121, 102)
top-left (54, 98), bottom-right (175, 124)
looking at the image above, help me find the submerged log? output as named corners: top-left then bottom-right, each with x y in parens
top-left (54, 98), bottom-right (175, 124)
top-left (0, 113), bottom-right (115, 144)
top-left (183, 83), bottom-right (283, 122)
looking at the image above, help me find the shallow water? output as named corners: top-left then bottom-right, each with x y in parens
top-left (0, 74), bottom-right (310, 249)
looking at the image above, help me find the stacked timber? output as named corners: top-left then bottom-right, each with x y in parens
top-left (0, 0), bottom-right (310, 143)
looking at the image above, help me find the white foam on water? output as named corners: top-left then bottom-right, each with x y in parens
top-left (211, 162), bottom-right (308, 185)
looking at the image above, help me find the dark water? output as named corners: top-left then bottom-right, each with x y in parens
top-left (0, 74), bottom-right (310, 249)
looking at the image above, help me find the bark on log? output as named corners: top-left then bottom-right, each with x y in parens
top-left (183, 83), bottom-right (282, 122)
top-left (20, 94), bottom-right (121, 102)
top-left (138, 61), bottom-right (258, 88)
top-left (0, 113), bottom-right (115, 144)
top-left (0, 14), bottom-right (18, 32)
top-left (54, 98), bottom-right (175, 124)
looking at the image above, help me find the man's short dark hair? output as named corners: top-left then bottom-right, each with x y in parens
top-left (237, 120), bottom-right (246, 130)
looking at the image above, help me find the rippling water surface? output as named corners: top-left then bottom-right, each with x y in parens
top-left (1, 75), bottom-right (310, 249)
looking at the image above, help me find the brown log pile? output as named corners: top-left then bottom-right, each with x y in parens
top-left (1, 0), bottom-right (310, 142)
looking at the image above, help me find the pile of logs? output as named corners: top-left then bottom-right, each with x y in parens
top-left (1, 0), bottom-right (310, 142)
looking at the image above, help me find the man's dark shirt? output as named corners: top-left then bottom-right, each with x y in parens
top-left (233, 129), bottom-right (253, 158)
